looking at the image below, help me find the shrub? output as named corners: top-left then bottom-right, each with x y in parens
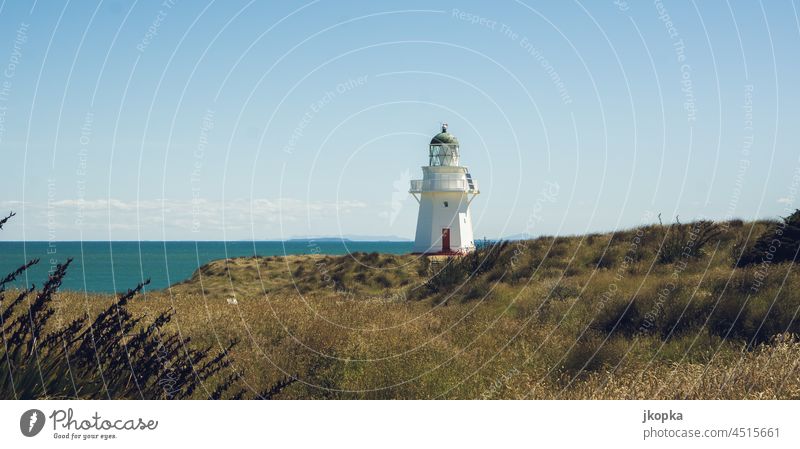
top-left (550, 283), bottom-right (579, 301)
top-left (424, 259), bottom-right (465, 294)
top-left (420, 240), bottom-right (510, 296)
top-left (465, 280), bottom-right (491, 301)
top-left (738, 209), bottom-right (800, 266)
top-left (416, 257), bottom-right (430, 276)
top-left (374, 274), bottom-right (392, 288)
top-left (591, 248), bottom-right (616, 269)
top-left (655, 292), bottom-right (707, 340)
top-left (728, 218), bottom-right (744, 228)
top-left (591, 298), bottom-right (641, 337)
top-left (657, 217), bottom-right (722, 264)
top-left (707, 288), bottom-right (800, 346)
top-left (559, 332), bottom-right (625, 376)
top-left (461, 240), bottom-right (510, 277)
top-left (508, 262), bottom-right (534, 284)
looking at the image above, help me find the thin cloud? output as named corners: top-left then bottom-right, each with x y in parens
top-left (0, 198), bottom-right (367, 239)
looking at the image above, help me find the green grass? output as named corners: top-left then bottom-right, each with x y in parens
top-left (4, 215), bottom-right (800, 399)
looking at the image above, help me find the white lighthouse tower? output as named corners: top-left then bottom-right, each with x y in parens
top-left (410, 124), bottom-right (479, 254)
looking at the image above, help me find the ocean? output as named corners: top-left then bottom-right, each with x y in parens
top-left (0, 241), bottom-right (413, 293)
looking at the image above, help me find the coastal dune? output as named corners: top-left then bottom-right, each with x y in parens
top-left (4, 217), bottom-right (800, 399)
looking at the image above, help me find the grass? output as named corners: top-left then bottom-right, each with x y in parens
top-left (3, 212), bottom-right (800, 399)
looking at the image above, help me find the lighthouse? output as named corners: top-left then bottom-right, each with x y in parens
top-left (410, 124), bottom-right (479, 254)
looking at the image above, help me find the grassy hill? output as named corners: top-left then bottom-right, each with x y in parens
top-left (3, 213), bottom-right (800, 399)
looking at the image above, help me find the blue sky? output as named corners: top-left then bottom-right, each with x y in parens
top-left (1, 0), bottom-right (799, 241)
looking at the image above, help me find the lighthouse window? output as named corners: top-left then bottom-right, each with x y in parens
top-left (443, 201), bottom-right (449, 207)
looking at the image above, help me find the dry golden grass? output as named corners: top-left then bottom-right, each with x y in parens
top-left (20, 219), bottom-right (800, 399)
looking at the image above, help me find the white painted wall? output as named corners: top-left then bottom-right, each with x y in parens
top-left (412, 166), bottom-right (477, 253)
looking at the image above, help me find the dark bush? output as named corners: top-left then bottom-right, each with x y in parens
top-left (424, 259), bottom-right (465, 294)
top-left (421, 240), bottom-right (510, 296)
top-left (591, 248), bottom-right (616, 269)
top-left (728, 218), bottom-right (744, 228)
top-left (707, 291), bottom-right (800, 346)
top-left (559, 332), bottom-right (625, 376)
top-left (374, 274), bottom-right (392, 288)
top-left (657, 217), bottom-right (722, 264)
top-left (465, 280), bottom-right (491, 301)
top-left (416, 257), bottom-right (431, 277)
top-left (737, 209), bottom-right (800, 267)
top-left (550, 283), bottom-right (580, 301)
top-left (591, 298), bottom-right (641, 337)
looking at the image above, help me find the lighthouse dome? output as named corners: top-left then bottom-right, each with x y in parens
top-left (430, 126), bottom-right (459, 145)
top-left (430, 131), bottom-right (459, 145)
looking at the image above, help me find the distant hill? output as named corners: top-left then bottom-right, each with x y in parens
top-left (501, 233), bottom-right (533, 241)
top-left (286, 237), bottom-right (354, 242)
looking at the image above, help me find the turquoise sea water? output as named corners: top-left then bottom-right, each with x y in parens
top-left (0, 241), bottom-right (413, 293)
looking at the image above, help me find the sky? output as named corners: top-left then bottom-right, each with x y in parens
top-left (0, 0), bottom-right (799, 241)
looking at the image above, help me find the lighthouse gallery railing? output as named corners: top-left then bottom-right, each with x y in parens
top-left (409, 178), bottom-right (478, 193)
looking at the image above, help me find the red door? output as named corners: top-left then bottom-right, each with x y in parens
top-left (442, 228), bottom-right (451, 253)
